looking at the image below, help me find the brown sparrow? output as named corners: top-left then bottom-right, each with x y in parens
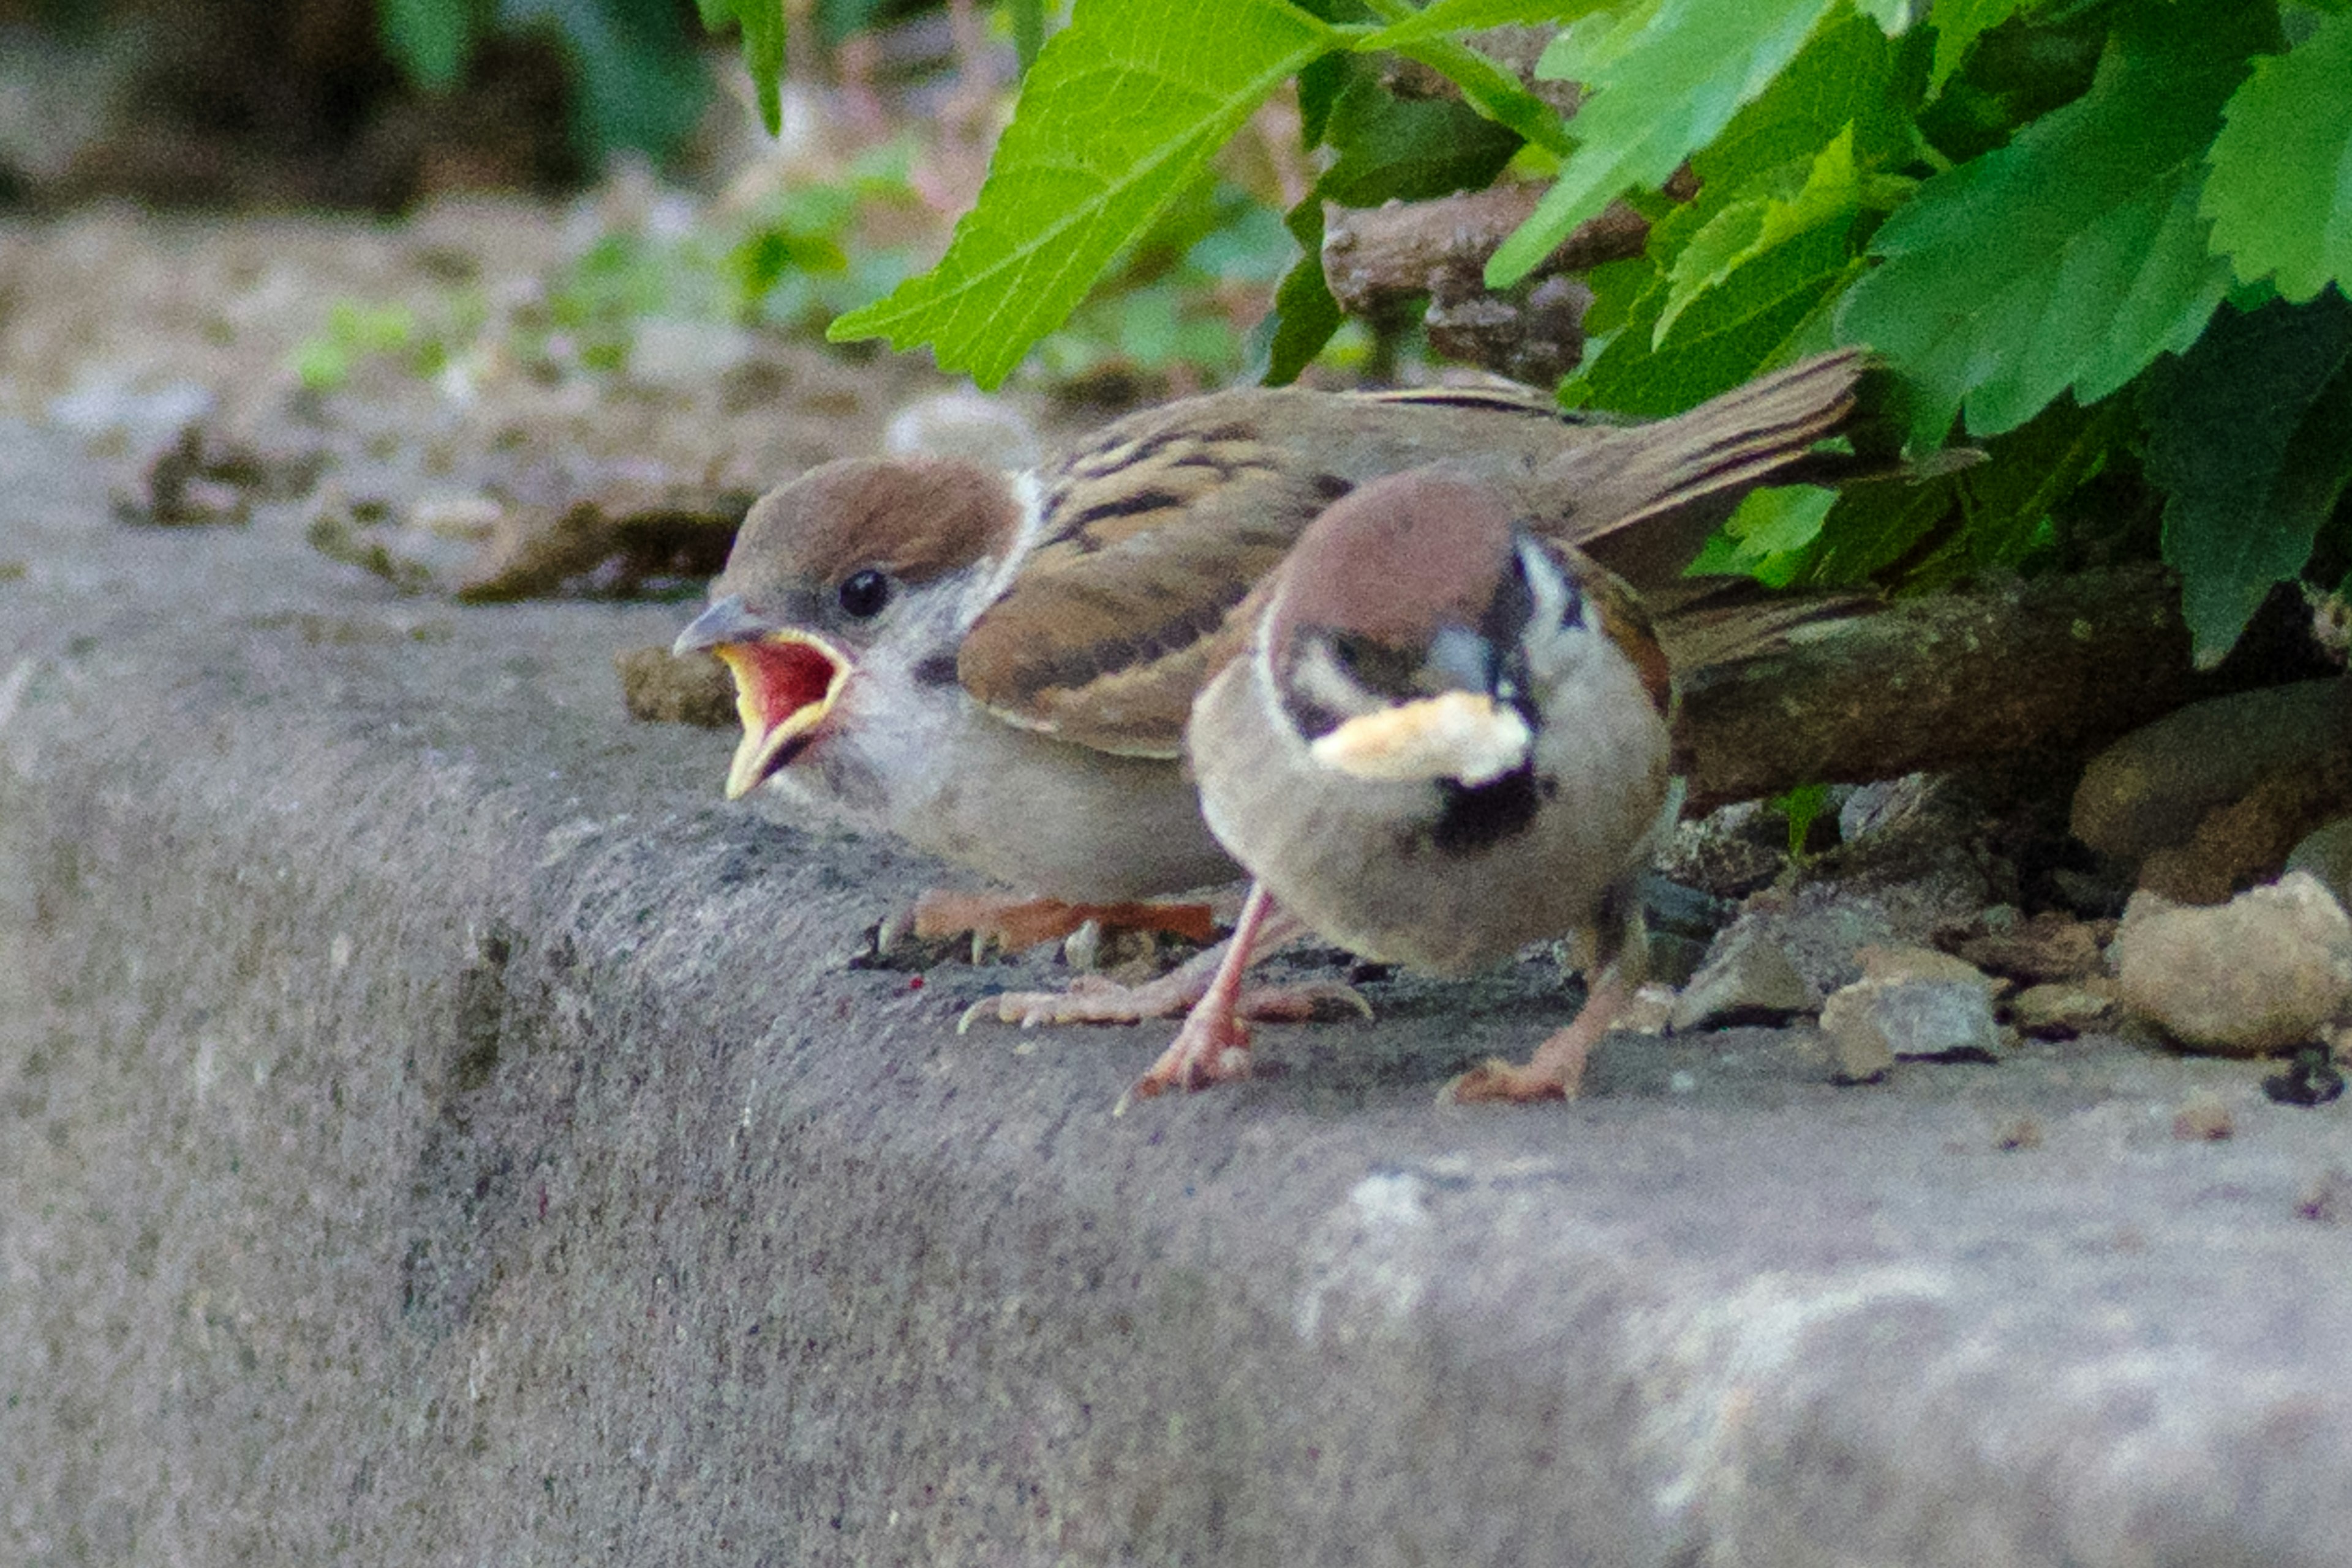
top-left (673, 352), bottom-right (1861, 950)
top-left (1145, 471), bottom-right (1676, 1101)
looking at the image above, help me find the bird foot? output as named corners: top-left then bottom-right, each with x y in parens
top-left (1128, 1003), bottom-right (1257, 1101)
top-left (959, 968), bottom-right (1365, 1034)
top-left (908, 889), bottom-right (1217, 961)
top-left (1442, 1054), bottom-right (1583, 1104)
top-left (1441, 967), bottom-right (1625, 1104)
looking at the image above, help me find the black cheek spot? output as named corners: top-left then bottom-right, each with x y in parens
top-left (911, 652), bottom-right (962, 688)
top-left (1430, 767), bottom-right (1541, 855)
top-left (1311, 473), bottom-right (1354, 502)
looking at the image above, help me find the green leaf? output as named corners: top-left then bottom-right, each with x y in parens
top-left (707, 0), bottom-right (785, 137)
top-left (1656, 124), bottom-right (1860, 342)
top-left (1947, 393), bottom-right (2122, 573)
top-left (1773, 781), bottom-right (1833, 859)
top-left (1317, 66), bottom-right (1525, 205)
top-left (1261, 200), bottom-right (1345, 384)
top-left (1926, 0), bottom-right (2026, 95)
top-left (2202, 9), bottom-right (2352, 304)
top-left (1837, 1), bottom-right (2274, 451)
top-left (1687, 483), bottom-right (1838, 584)
top-left (1848, 0), bottom-right (1909, 33)
top-left (1353, 0), bottom-right (1585, 154)
top-left (1788, 466), bottom-right (1959, 586)
top-left (1559, 8), bottom-right (1908, 413)
top-left (2144, 294), bottom-right (2352, 667)
top-left (505, 0), bottom-right (710, 154)
top-left (1575, 249), bottom-right (1856, 414)
top-left (1355, 0), bottom-right (1611, 48)
top-left (1487, 0), bottom-right (1842, 287)
top-left (827, 0), bottom-right (1338, 386)
top-left (1692, 4), bottom-right (1916, 183)
top-left (381, 0), bottom-right (474, 91)
top-left (1379, 34), bottom-right (1575, 154)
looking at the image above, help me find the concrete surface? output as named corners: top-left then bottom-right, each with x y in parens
top-left (6, 412), bottom-right (2352, 1567)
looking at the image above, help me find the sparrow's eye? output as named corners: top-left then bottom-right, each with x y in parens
top-left (837, 568), bottom-right (892, 619)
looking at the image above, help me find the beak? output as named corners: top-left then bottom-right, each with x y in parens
top-left (674, 594), bottom-right (773, 656)
top-left (673, 595), bottom-right (853, 799)
top-left (1308, 690), bottom-right (1532, 788)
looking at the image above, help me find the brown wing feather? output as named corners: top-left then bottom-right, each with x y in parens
top-left (960, 383), bottom-right (1613, 755)
top-left (958, 355), bottom-right (1876, 753)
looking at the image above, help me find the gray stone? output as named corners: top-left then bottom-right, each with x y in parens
top-left (2111, 874), bottom-right (2352, 1055)
top-left (2285, 815), bottom-right (2352, 914)
top-left (1670, 926), bottom-right (1820, 1032)
top-left (1820, 973), bottom-right (2003, 1070)
top-left (2071, 679), bottom-right (2352, 861)
top-left (12, 413), bottom-right (2352, 1567)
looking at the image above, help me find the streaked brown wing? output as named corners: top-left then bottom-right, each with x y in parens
top-left (959, 383), bottom-right (1609, 756)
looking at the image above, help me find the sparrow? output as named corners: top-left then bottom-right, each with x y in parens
top-left (1144, 470), bottom-right (1677, 1101)
top-left (672, 351), bottom-right (1864, 957)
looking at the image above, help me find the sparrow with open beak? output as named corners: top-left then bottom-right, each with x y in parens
top-left (1144, 471), bottom-right (1677, 1101)
top-left (674, 351), bottom-right (1863, 985)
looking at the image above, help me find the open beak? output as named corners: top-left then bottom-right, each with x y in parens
top-left (674, 595), bottom-right (853, 800)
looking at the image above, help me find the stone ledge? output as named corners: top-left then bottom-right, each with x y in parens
top-left (6, 416), bottom-right (2352, 1566)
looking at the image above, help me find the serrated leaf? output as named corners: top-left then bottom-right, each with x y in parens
top-left (2145, 294), bottom-right (2352, 666)
top-left (1692, 6), bottom-right (1915, 186)
top-left (827, 0), bottom-right (1336, 386)
top-left (1487, 0), bottom-right (1842, 287)
top-left (1351, 0), bottom-right (1586, 154)
top-left (1657, 125), bottom-right (1859, 342)
top-left (1837, 1), bottom-right (2274, 451)
top-left (1926, 0), bottom-right (2025, 94)
top-left (2202, 9), bottom-right (2352, 304)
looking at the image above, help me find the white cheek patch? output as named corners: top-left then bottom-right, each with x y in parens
top-left (1309, 690), bottom-right (1532, 786)
top-left (958, 469), bottom-right (1047, 631)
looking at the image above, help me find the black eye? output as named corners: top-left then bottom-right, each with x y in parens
top-left (837, 568), bottom-right (892, 619)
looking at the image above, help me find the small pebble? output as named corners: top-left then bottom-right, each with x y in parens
top-left (2297, 1167), bottom-right (2352, 1224)
top-left (1616, 983), bottom-right (1676, 1036)
top-left (2171, 1093), bottom-right (2234, 1142)
top-left (1820, 969), bottom-right (2002, 1071)
top-left (1991, 1116), bottom-right (2043, 1152)
top-left (2009, 982), bottom-right (2114, 1039)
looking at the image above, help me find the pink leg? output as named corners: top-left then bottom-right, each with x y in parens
top-left (1129, 883), bottom-right (1292, 1099)
top-left (1444, 962), bottom-right (1632, 1104)
top-left (956, 886), bottom-right (1364, 1036)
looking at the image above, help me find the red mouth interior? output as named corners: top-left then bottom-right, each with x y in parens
top-left (744, 638), bottom-right (840, 730)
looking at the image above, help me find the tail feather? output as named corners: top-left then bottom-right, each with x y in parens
top-left (1526, 350), bottom-right (1888, 590)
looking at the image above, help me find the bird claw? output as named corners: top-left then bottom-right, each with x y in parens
top-left (1441, 1057), bottom-right (1576, 1105)
top-left (961, 977), bottom-right (1368, 1036)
